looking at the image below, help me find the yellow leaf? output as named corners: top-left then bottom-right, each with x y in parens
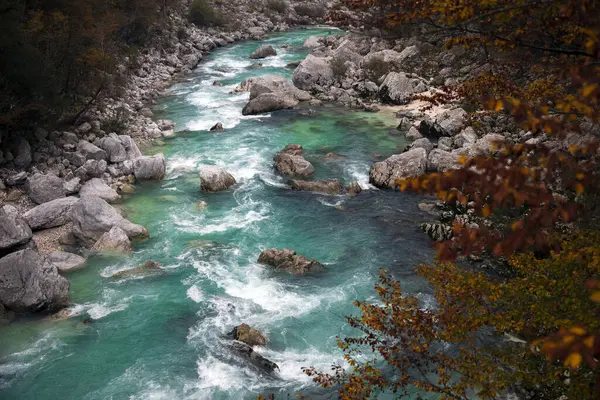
top-left (511, 221), bottom-right (523, 231)
top-left (575, 183), bottom-right (584, 195)
top-left (590, 291), bottom-right (600, 303)
top-left (482, 205), bottom-right (491, 217)
top-left (576, 173), bottom-right (585, 180)
top-left (570, 326), bottom-right (586, 336)
top-left (584, 336), bottom-right (595, 348)
top-left (582, 84), bottom-right (597, 97)
top-left (564, 353), bottom-right (582, 369)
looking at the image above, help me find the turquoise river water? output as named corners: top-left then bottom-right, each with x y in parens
top-left (0, 28), bottom-right (436, 399)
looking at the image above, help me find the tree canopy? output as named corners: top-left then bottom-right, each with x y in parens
top-left (306, 0), bottom-right (600, 398)
top-left (0, 0), bottom-right (177, 129)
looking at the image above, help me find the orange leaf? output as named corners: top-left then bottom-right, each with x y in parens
top-left (564, 353), bottom-right (582, 369)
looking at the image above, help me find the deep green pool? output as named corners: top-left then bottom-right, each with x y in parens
top-left (0, 28), bottom-right (436, 399)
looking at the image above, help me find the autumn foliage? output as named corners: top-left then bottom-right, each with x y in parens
top-left (305, 0), bottom-right (600, 398)
top-left (305, 233), bottom-right (600, 399)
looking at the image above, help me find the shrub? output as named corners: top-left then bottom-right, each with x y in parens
top-left (329, 54), bottom-right (349, 78)
top-left (294, 2), bottom-right (326, 18)
top-left (188, 0), bottom-right (224, 27)
top-left (266, 0), bottom-right (287, 13)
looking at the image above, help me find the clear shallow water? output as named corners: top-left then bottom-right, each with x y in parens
top-left (0, 28), bottom-right (436, 399)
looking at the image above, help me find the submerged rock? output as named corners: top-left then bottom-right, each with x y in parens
top-left (289, 179), bottom-right (345, 195)
top-left (369, 148), bottom-right (427, 188)
top-left (249, 44), bottom-right (277, 59)
top-left (48, 251), bottom-right (87, 272)
top-left (0, 250), bottom-right (70, 313)
top-left (91, 226), bottom-right (132, 253)
top-left (229, 340), bottom-right (279, 373)
top-left (257, 248), bottom-right (323, 275)
top-left (23, 197), bottom-right (78, 230)
top-left (346, 181), bottom-right (363, 196)
top-left (199, 165), bottom-right (236, 192)
top-left (231, 323), bottom-right (267, 346)
top-left (210, 122), bottom-right (224, 131)
top-left (111, 260), bottom-right (164, 280)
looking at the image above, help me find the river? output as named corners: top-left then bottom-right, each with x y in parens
top-left (0, 27), bottom-right (436, 400)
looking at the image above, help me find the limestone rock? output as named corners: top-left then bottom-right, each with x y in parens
top-left (70, 196), bottom-right (148, 246)
top-left (302, 35), bottom-right (323, 49)
top-left (362, 47), bottom-right (419, 79)
top-left (242, 92), bottom-right (299, 115)
top-left (410, 138), bottom-right (434, 154)
top-left (63, 177), bottom-right (82, 195)
top-left (80, 178), bottom-right (121, 204)
top-left (469, 133), bottom-right (506, 157)
top-left (64, 151), bottom-right (86, 167)
top-left (6, 171), bottom-right (27, 186)
top-left (406, 126), bottom-right (423, 140)
top-left (119, 135), bottom-right (143, 160)
top-left (0, 250), bottom-right (70, 313)
top-left (47, 251), bottom-right (86, 272)
top-left (133, 154), bottom-right (166, 181)
top-left (78, 122), bottom-right (92, 134)
top-left (257, 248), bottom-right (323, 275)
top-left (78, 140), bottom-right (107, 161)
top-left (427, 149), bottom-right (461, 172)
top-left (232, 323), bottom-right (267, 346)
top-left (0, 205), bottom-right (32, 250)
top-left (199, 165), bottom-right (236, 192)
top-left (289, 179), bottom-right (345, 195)
top-left (91, 226), bottom-right (132, 253)
top-left (293, 55), bottom-right (334, 91)
top-left (379, 72), bottom-right (428, 105)
top-left (23, 197), bottom-right (78, 230)
top-left (97, 136), bottom-right (127, 163)
top-left (274, 144), bottom-right (314, 177)
top-left (454, 127), bottom-right (478, 148)
top-left (369, 148), bottom-right (428, 188)
top-left (249, 44), bottom-right (277, 59)
top-left (25, 173), bottom-right (66, 204)
top-left (248, 75), bottom-right (311, 101)
top-left (437, 108), bottom-right (467, 136)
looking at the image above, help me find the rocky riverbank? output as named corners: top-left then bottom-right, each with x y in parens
top-left (0, 1), bottom-right (331, 325)
top-left (279, 29), bottom-right (600, 243)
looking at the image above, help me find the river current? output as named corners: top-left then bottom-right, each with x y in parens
top-left (0, 28), bottom-right (435, 399)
